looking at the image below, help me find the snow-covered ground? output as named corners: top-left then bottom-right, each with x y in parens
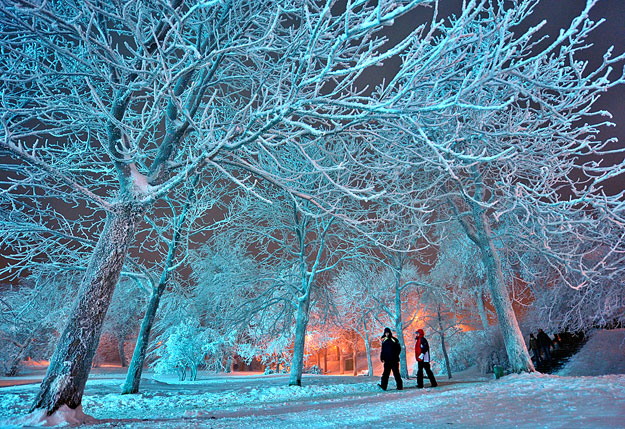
top-left (1, 329), bottom-right (624, 428)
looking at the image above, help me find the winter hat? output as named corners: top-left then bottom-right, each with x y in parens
top-left (382, 327), bottom-right (392, 337)
top-left (415, 328), bottom-right (424, 336)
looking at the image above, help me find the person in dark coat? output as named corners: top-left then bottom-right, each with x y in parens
top-left (529, 334), bottom-right (541, 365)
top-left (537, 329), bottom-right (552, 362)
top-left (378, 327), bottom-right (403, 390)
top-left (415, 328), bottom-right (437, 388)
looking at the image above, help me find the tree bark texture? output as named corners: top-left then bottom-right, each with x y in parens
top-left (475, 288), bottom-right (490, 330)
top-left (31, 207), bottom-right (139, 415)
top-left (475, 212), bottom-right (534, 373)
top-left (121, 284), bottom-right (164, 394)
top-left (288, 295), bottom-right (311, 386)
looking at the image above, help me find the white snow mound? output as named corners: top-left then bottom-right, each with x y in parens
top-left (2, 404), bottom-right (95, 427)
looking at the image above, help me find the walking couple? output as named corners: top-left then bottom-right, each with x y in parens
top-left (378, 327), bottom-right (437, 390)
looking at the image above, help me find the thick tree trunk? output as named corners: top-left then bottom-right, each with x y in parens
top-left (31, 207), bottom-right (138, 415)
top-left (475, 288), bottom-right (490, 330)
top-left (475, 212), bottom-right (534, 373)
top-left (288, 294), bottom-right (311, 386)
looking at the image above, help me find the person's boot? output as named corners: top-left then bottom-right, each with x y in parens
top-left (377, 383), bottom-right (386, 391)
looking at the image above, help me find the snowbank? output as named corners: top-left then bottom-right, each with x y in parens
top-left (558, 329), bottom-right (625, 376)
top-left (2, 404), bottom-right (95, 427)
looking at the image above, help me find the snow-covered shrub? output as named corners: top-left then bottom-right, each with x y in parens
top-left (436, 328), bottom-right (509, 375)
top-left (150, 319), bottom-right (221, 381)
top-left (304, 365), bottom-right (322, 374)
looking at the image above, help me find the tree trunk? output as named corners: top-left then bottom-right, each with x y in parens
top-left (323, 348), bottom-right (327, 373)
top-left (288, 294), bottom-right (311, 386)
top-left (118, 335), bottom-right (127, 368)
top-left (31, 207), bottom-right (138, 415)
top-left (122, 195), bottom-right (189, 393)
top-left (438, 306), bottom-right (452, 379)
top-left (364, 336), bottom-right (373, 377)
top-left (475, 288), bottom-right (489, 330)
top-left (121, 284), bottom-right (163, 394)
top-left (5, 336), bottom-right (35, 377)
top-left (352, 345), bottom-right (357, 376)
top-left (339, 347), bottom-right (344, 374)
top-left (394, 274), bottom-right (409, 378)
top-left (225, 355), bottom-right (232, 373)
top-left (475, 211), bottom-right (534, 373)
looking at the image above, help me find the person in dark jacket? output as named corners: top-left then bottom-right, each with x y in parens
top-left (537, 329), bottom-right (552, 362)
top-left (378, 327), bottom-right (403, 390)
top-left (415, 328), bottom-right (437, 388)
top-left (529, 333), bottom-right (541, 365)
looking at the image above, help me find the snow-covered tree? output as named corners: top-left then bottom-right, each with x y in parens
top-left (366, 250), bottom-right (425, 379)
top-left (1, 0), bottom-right (436, 414)
top-left (238, 191), bottom-right (349, 386)
top-left (0, 271), bottom-right (78, 376)
top-left (374, 0), bottom-right (625, 372)
top-left (101, 278), bottom-right (148, 368)
top-left (331, 259), bottom-right (383, 376)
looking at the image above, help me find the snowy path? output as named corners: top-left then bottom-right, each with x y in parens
top-left (2, 330), bottom-right (625, 427)
top-left (2, 372), bottom-right (625, 428)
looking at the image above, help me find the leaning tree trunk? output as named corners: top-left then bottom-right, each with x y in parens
top-left (31, 207), bottom-right (138, 415)
top-left (288, 293), bottom-right (311, 386)
top-left (121, 182), bottom-right (192, 394)
top-left (5, 335), bottom-right (35, 377)
top-left (121, 280), bottom-right (166, 394)
top-left (475, 212), bottom-right (534, 373)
